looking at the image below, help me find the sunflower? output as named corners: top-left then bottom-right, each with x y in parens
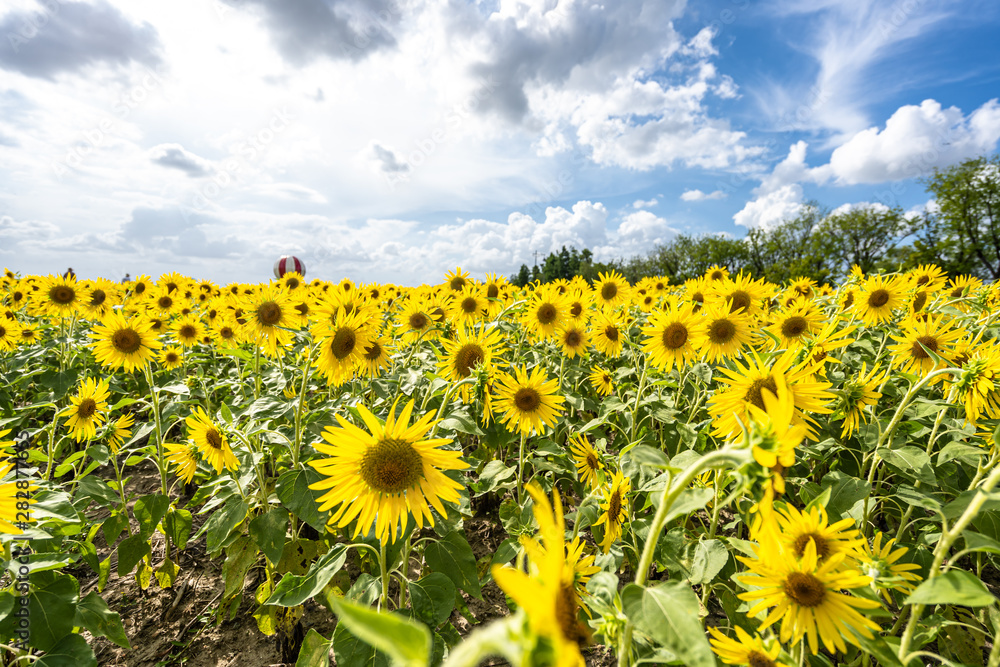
top-left (736, 539), bottom-right (881, 655)
top-left (593, 270), bottom-right (631, 309)
top-left (856, 532), bottom-right (923, 603)
top-left (159, 346), bottom-right (184, 370)
top-left (708, 626), bottom-right (790, 667)
top-left (947, 274), bottom-right (983, 301)
top-left (443, 267), bottom-right (471, 293)
top-left (309, 399), bottom-right (468, 544)
top-left (148, 287), bottom-right (182, 317)
top-left (0, 318), bottom-right (21, 352)
top-left (33, 274), bottom-right (89, 318)
top-left (523, 288), bottom-right (568, 340)
top-left (590, 310), bottom-right (627, 358)
top-left (241, 285), bottom-right (301, 355)
top-left (493, 365), bottom-right (565, 435)
top-left (593, 471), bottom-right (630, 554)
top-left (482, 272), bottom-right (509, 319)
top-left (396, 299), bottom-right (436, 344)
top-left (60, 377), bottom-right (111, 442)
top-left (907, 264), bottom-right (946, 291)
top-left (449, 286), bottom-right (487, 326)
top-left (90, 313), bottom-right (162, 372)
top-left (437, 327), bottom-right (504, 399)
top-left (79, 279), bottom-right (119, 320)
top-left (565, 536), bottom-right (601, 599)
top-left (107, 413), bottom-right (135, 453)
top-left (212, 317), bottom-right (242, 350)
top-left (788, 276), bottom-right (818, 300)
top-left (278, 271), bottom-right (305, 292)
top-left (127, 274), bottom-right (152, 300)
top-left (837, 363), bottom-right (888, 438)
top-left (165, 443), bottom-right (199, 484)
top-left (709, 350), bottom-right (833, 442)
top-left (801, 320), bottom-right (856, 377)
top-left (588, 366), bottom-right (614, 397)
top-left (172, 316), bottom-right (204, 348)
top-left (711, 272), bottom-right (772, 319)
top-left (314, 310), bottom-right (375, 386)
top-left (564, 289), bottom-right (594, 325)
top-left (557, 322), bottom-right (590, 359)
top-left (888, 314), bottom-right (964, 378)
top-left (774, 504), bottom-right (865, 565)
top-left (853, 274), bottom-right (904, 326)
top-left (358, 335), bottom-right (393, 378)
top-left (684, 277), bottom-right (709, 312)
top-left (705, 264), bottom-right (730, 283)
top-left (767, 300), bottom-right (825, 350)
top-left (18, 324), bottom-right (37, 346)
top-left (745, 376), bottom-right (807, 486)
top-left (158, 271), bottom-right (188, 294)
top-left (568, 435), bottom-right (603, 489)
top-left (641, 302), bottom-right (703, 372)
top-left (948, 341), bottom-right (1000, 423)
top-left (699, 302), bottom-right (754, 363)
top-left (491, 483), bottom-right (588, 667)
top-left (186, 407), bottom-right (238, 473)
top-left (0, 477), bottom-right (25, 534)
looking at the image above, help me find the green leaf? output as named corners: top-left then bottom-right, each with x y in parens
top-left (34, 633), bottom-right (97, 667)
top-left (878, 446), bottom-right (936, 485)
top-left (621, 581), bottom-right (715, 667)
top-left (163, 507), bottom-right (193, 550)
top-left (963, 531), bottom-right (1000, 555)
top-left (658, 487), bottom-right (714, 525)
top-left (250, 507), bottom-right (290, 566)
top-left (133, 494), bottom-right (169, 539)
top-left (276, 467), bottom-right (330, 533)
top-left (75, 591), bottom-right (130, 649)
top-left (223, 536), bottom-right (259, 600)
top-left (295, 628), bottom-right (332, 667)
top-left (267, 545), bottom-right (349, 607)
top-left (905, 570), bottom-right (996, 607)
top-left (474, 460), bottom-right (516, 494)
top-left (438, 412), bottom-right (484, 436)
top-left (329, 596), bottom-right (430, 667)
top-left (687, 539), bottom-right (728, 586)
top-left (333, 623), bottom-right (389, 667)
top-left (938, 443), bottom-right (987, 466)
top-left (101, 511), bottom-right (129, 544)
top-left (408, 573), bottom-right (457, 627)
top-left (201, 496), bottom-right (249, 554)
top-left (75, 476), bottom-right (119, 507)
top-left (821, 471), bottom-right (871, 519)
top-left (26, 572), bottom-right (79, 652)
top-left (424, 531), bottom-right (482, 599)
top-left (846, 627), bottom-right (903, 667)
top-left (629, 445), bottom-right (670, 469)
top-left (117, 534), bottom-right (152, 577)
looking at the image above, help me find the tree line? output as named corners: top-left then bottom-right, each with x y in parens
top-left (511, 153), bottom-right (1000, 286)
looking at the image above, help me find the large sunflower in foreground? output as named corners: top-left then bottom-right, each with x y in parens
top-left (33, 274), bottom-right (89, 318)
top-left (888, 314), bottom-right (964, 378)
top-left (493, 365), bottom-right (565, 435)
top-left (309, 400), bottom-right (468, 544)
top-left (491, 483), bottom-right (587, 667)
top-left (89, 312), bottom-right (163, 371)
top-left (737, 539), bottom-right (881, 655)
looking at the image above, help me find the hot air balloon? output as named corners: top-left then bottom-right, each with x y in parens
top-left (273, 255), bottom-right (306, 279)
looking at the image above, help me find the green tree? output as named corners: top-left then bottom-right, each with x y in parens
top-left (921, 154), bottom-right (1000, 280)
top-left (814, 204), bottom-right (909, 277)
top-left (513, 264), bottom-right (531, 287)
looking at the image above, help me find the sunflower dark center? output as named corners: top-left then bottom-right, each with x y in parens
top-left (655, 281), bottom-right (665, 291)
top-left (50, 285), bottom-right (75, 304)
top-left (408, 312), bottom-right (428, 330)
top-left (134, 282), bottom-right (146, 295)
top-left (112, 328), bottom-right (142, 353)
top-left (812, 349), bottom-right (827, 363)
top-left (514, 387), bottom-right (541, 412)
top-left (158, 296), bottom-right (173, 309)
top-left (219, 326), bottom-right (235, 339)
top-left (728, 290), bottom-right (751, 313)
top-left (449, 277), bottom-right (466, 291)
top-left (601, 283), bottom-right (618, 301)
top-left (431, 306), bottom-right (447, 322)
top-left (570, 303), bottom-right (583, 318)
top-left (555, 581), bottom-right (587, 646)
top-left (784, 572), bottom-right (826, 607)
top-left (329, 328), bottom-right (356, 360)
top-left (604, 325), bottom-right (619, 342)
top-left (165, 281), bottom-right (178, 293)
top-left (912, 291), bottom-right (928, 312)
top-left (455, 344), bottom-right (485, 377)
top-left (710, 270), bottom-right (725, 281)
top-left (662, 323), bottom-right (688, 349)
top-left (487, 284), bottom-right (499, 299)
top-left (792, 533), bottom-right (831, 560)
top-left (745, 376), bottom-right (779, 410)
top-left (843, 291), bottom-right (854, 309)
top-left (537, 303), bottom-right (557, 325)
top-left (950, 286), bottom-right (965, 298)
top-left (364, 342), bottom-right (383, 361)
top-left (781, 316), bottom-right (808, 339)
top-left (258, 302), bottom-right (282, 326)
top-left (748, 651), bottom-right (776, 667)
top-left (166, 352), bottom-right (180, 363)
top-left (90, 290), bottom-right (106, 306)
top-left (586, 453), bottom-right (599, 471)
top-left (285, 277), bottom-right (300, 289)
top-left (205, 429), bottom-right (223, 450)
top-left (77, 398), bottom-right (97, 419)
top-left (564, 330), bottom-right (582, 347)
top-left (868, 289), bottom-right (890, 308)
top-left (916, 275), bottom-right (930, 286)
top-left (708, 318), bottom-right (736, 344)
top-left (911, 335), bottom-right (938, 359)
top-left (359, 438), bottom-right (424, 494)
top-left (0, 325), bottom-right (6, 338)
top-left (461, 297), bottom-right (478, 314)
top-left (608, 488), bottom-right (622, 521)
top-left (294, 303), bottom-right (309, 316)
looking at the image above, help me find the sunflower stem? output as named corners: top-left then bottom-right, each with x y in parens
top-left (516, 432), bottom-right (527, 506)
top-left (253, 345), bottom-right (261, 400)
top-left (379, 540), bottom-right (389, 610)
top-left (142, 363), bottom-right (174, 563)
top-left (629, 358), bottom-right (649, 443)
top-left (893, 406), bottom-right (949, 542)
top-left (292, 341), bottom-right (319, 469)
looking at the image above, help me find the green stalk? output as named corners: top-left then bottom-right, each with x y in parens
top-left (515, 432), bottom-right (527, 506)
top-left (379, 541), bottom-right (390, 610)
top-left (292, 341), bottom-right (320, 469)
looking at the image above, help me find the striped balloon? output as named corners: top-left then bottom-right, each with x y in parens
top-left (273, 255), bottom-right (306, 278)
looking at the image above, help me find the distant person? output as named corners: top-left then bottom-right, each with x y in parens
top-left (64, 267), bottom-right (75, 279)
top-left (122, 273), bottom-right (131, 283)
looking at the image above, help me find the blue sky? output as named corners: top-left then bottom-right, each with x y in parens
top-left (1, 0), bottom-right (999, 285)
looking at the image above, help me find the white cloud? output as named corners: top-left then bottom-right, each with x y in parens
top-left (607, 210), bottom-right (678, 256)
top-left (680, 188), bottom-right (726, 201)
top-left (829, 201), bottom-right (890, 216)
top-left (819, 99), bottom-right (1000, 184)
top-left (633, 197), bottom-right (659, 209)
top-left (733, 184), bottom-right (804, 230)
top-left (148, 143), bottom-right (212, 177)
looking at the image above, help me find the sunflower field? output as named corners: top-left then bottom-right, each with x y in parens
top-left (2, 265), bottom-right (1000, 667)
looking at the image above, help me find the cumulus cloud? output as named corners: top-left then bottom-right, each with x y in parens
top-left (367, 143), bottom-right (410, 174)
top-left (0, 0), bottom-right (162, 80)
top-left (733, 184), bottom-right (804, 230)
top-left (633, 197), bottom-right (659, 209)
top-left (680, 188), bottom-right (726, 202)
top-left (817, 99), bottom-right (1000, 184)
top-left (829, 201), bottom-right (890, 217)
top-left (610, 210), bottom-right (678, 256)
top-left (148, 143), bottom-right (212, 177)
